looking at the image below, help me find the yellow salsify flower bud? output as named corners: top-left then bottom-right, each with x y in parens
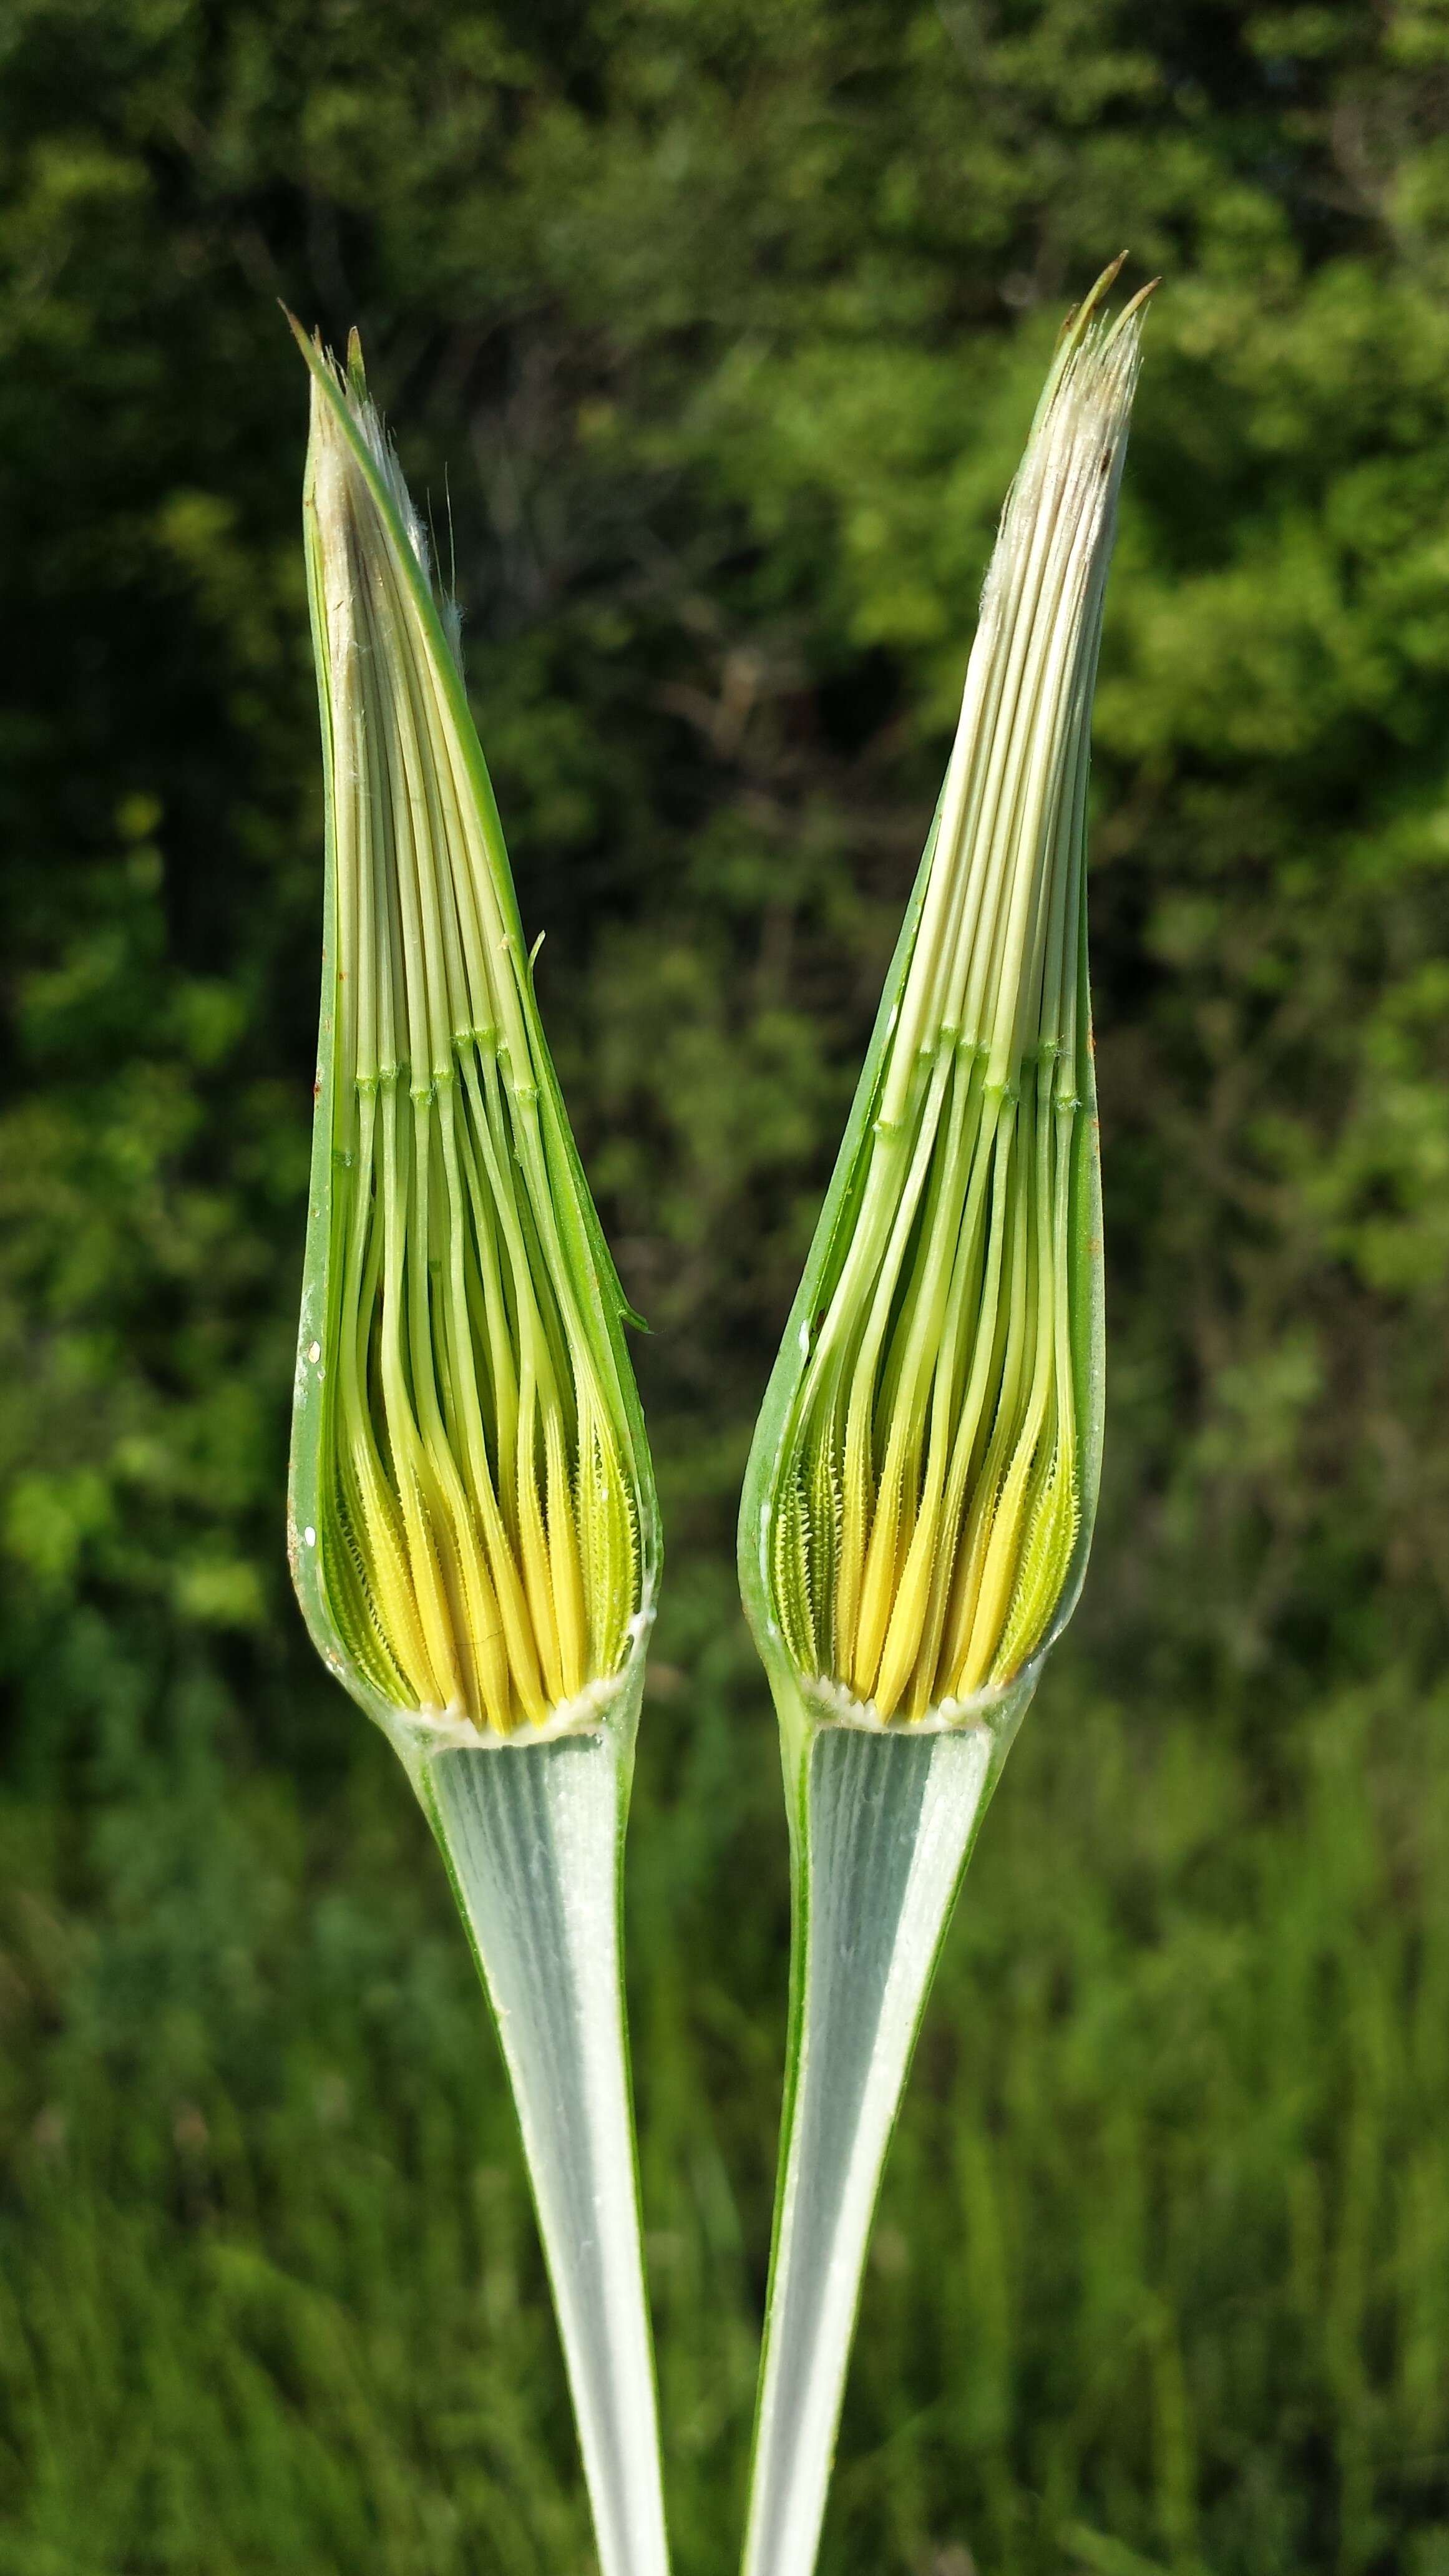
top-left (286, 330), bottom-right (670, 2576)
top-left (737, 261), bottom-right (1153, 2576)
top-left (753, 259), bottom-right (1150, 1731)
top-left (288, 330), bottom-right (655, 1745)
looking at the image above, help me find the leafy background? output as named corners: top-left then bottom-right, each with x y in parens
top-left (2, 2), bottom-right (1448, 2570)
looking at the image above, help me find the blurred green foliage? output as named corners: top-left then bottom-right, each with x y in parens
top-left (1, 1), bottom-right (1448, 2569)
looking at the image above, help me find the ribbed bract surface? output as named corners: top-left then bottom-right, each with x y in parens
top-left (303, 346), bottom-right (643, 1735)
top-left (769, 293), bottom-right (1144, 1719)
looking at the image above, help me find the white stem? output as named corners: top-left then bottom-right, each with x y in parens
top-left (418, 1725), bottom-right (670, 2576)
top-left (743, 1707), bottom-right (1028, 2576)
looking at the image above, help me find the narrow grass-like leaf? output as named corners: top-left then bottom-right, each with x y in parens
top-left (286, 328), bottom-right (668, 2576)
top-left (738, 262), bottom-right (1152, 2576)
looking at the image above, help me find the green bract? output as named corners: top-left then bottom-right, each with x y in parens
top-left (289, 332), bottom-right (655, 1745)
top-left (748, 265), bottom-right (1148, 1739)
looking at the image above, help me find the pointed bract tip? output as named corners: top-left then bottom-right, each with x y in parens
top-left (1050, 255), bottom-right (1138, 366)
top-left (1070, 251), bottom-right (1130, 335)
top-left (280, 303), bottom-right (314, 361)
top-left (1117, 274), bottom-right (1163, 328)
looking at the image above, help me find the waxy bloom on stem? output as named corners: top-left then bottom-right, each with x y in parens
top-left (289, 333), bottom-right (655, 1745)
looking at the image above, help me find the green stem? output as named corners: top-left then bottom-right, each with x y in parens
top-left (742, 1684), bottom-right (1033, 2576)
top-left (404, 1672), bottom-right (670, 2576)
